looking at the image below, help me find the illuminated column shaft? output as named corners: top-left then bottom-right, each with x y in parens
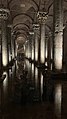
top-left (25, 42), bottom-right (28, 58)
top-left (40, 23), bottom-right (45, 63)
top-left (29, 40), bottom-right (32, 58)
top-left (33, 24), bottom-right (39, 62)
top-left (32, 38), bottom-right (34, 60)
top-left (28, 40), bottom-right (30, 58)
top-left (35, 31), bottom-right (38, 61)
top-left (30, 38), bottom-right (32, 59)
top-left (7, 26), bottom-right (12, 62)
top-left (53, 0), bottom-right (63, 70)
top-left (48, 37), bottom-right (52, 69)
top-left (14, 41), bottom-right (17, 59)
top-left (1, 20), bottom-right (8, 67)
top-left (45, 37), bottom-right (48, 66)
top-left (24, 43), bottom-right (26, 57)
top-left (37, 12), bottom-right (48, 64)
top-left (11, 35), bottom-right (15, 59)
top-left (15, 40), bottom-right (17, 58)
top-left (1, 9), bottom-right (10, 67)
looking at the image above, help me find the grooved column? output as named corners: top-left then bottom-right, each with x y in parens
top-left (53, 0), bottom-right (63, 70)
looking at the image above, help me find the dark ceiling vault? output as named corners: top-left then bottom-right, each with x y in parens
top-left (0, 0), bottom-right (67, 53)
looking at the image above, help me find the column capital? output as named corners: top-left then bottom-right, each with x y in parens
top-left (0, 8), bottom-right (10, 20)
top-left (37, 11), bottom-right (48, 24)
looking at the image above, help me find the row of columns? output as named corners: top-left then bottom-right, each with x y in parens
top-left (25, 0), bottom-right (63, 72)
top-left (0, 8), bottom-right (16, 70)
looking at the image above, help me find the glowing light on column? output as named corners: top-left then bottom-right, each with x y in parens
top-left (9, 45), bottom-right (11, 62)
top-left (45, 38), bottom-right (48, 67)
top-left (28, 41), bottom-right (31, 58)
top-left (55, 84), bottom-right (62, 118)
top-left (35, 33), bottom-right (38, 61)
top-left (40, 24), bottom-right (45, 63)
top-left (32, 64), bottom-right (34, 79)
top-left (45, 38), bottom-right (48, 59)
top-left (32, 46), bottom-right (34, 60)
top-left (15, 42), bottom-right (17, 58)
top-left (2, 21), bottom-right (8, 67)
top-left (2, 49), bottom-right (8, 66)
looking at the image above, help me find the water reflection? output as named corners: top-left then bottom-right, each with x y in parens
top-left (3, 72), bottom-right (8, 93)
top-left (35, 67), bottom-right (38, 88)
top-left (3, 71), bottom-right (8, 105)
top-left (41, 73), bottom-right (43, 98)
top-left (55, 83), bottom-right (62, 118)
top-left (31, 64), bottom-right (34, 80)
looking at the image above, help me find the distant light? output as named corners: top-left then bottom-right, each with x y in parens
top-left (20, 4), bottom-right (25, 7)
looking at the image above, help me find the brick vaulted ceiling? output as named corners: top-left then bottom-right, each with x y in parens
top-left (0, 0), bottom-right (67, 53)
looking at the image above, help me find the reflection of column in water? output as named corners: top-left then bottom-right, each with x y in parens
top-left (35, 67), bottom-right (38, 88)
top-left (31, 64), bottom-right (34, 80)
top-left (41, 73), bottom-right (43, 100)
top-left (16, 60), bottom-right (18, 70)
top-left (25, 60), bottom-right (29, 71)
top-left (55, 83), bottom-right (62, 118)
top-left (12, 64), bottom-right (16, 97)
top-left (27, 61), bottom-right (31, 80)
top-left (8, 69), bottom-right (13, 99)
top-left (3, 71), bottom-right (8, 105)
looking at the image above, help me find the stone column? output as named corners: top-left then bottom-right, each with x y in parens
top-left (11, 34), bottom-right (15, 60)
top-left (15, 41), bottom-right (18, 58)
top-left (7, 25), bottom-right (12, 63)
top-left (32, 37), bottom-right (34, 60)
top-left (33, 23), bottom-right (39, 62)
top-left (37, 11), bottom-right (48, 64)
top-left (28, 40), bottom-right (30, 59)
top-left (45, 37), bottom-right (48, 67)
top-left (0, 8), bottom-right (10, 67)
top-left (29, 31), bottom-right (34, 60)
top-left (53, 0), bottom-right (63, 71)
